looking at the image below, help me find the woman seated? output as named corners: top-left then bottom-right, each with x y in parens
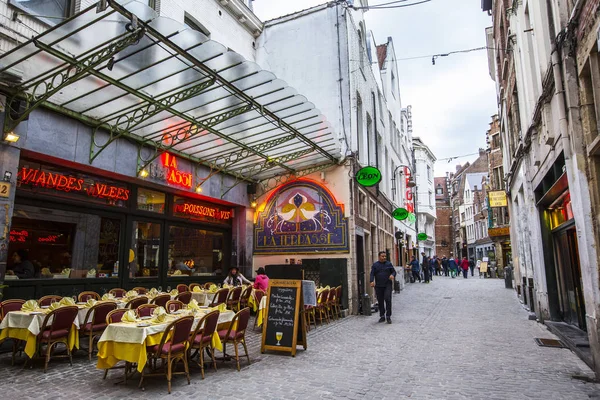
top-left (223, 266), bottom-right (252, 286)
top-left (253, 267), bottom-right (269, 291)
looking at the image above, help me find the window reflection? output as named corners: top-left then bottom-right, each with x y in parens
top-left (168, 226), bottom-right (224, 277)
top-left (137, 188), bottom-right (165, 214)
top-left (131, 221), bottom-right (161, 278)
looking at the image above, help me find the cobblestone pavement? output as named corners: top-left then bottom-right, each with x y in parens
top-left (2, 276), bottom-right (600, 399)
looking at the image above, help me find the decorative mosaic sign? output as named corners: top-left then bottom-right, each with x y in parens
top-left (254, 180), bottom-right (349, 254)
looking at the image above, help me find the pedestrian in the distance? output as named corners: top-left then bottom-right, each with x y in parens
top-left (461, 257), bottom-right (469, 279)
top-left (469, 258), bottom-right (475, 277)
top-left (409, 255), bottom-right (421, 283)
top-left (430, 255), bottom-right (437, 279)
top-left (421, 252), bottom-right (430, 283)
top-left (370, 251), bottom-right (396, 324)
top-left (448, 257), bottom-right (458, 278)
top-left (441, 256), bottom-right (449, 276)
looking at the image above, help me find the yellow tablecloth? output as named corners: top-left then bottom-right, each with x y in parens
top-left (0, 311), bottom-right (79, 358)
top-left (255, 296), bottom-right (267, 327)
top-left (97, 310), bottom-right (233, 373)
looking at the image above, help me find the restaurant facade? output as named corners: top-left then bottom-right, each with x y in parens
top-left (0, 1), bottom-right (341, 300)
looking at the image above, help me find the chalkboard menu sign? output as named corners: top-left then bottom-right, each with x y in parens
top-left (261, 279), bottom-right (306, 356)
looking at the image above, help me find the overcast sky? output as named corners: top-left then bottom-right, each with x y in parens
top-left (252, 0), bottom-right (497, 176)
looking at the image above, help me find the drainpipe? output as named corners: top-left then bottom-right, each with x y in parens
top-left (551, 42), bottom-right (570, 161)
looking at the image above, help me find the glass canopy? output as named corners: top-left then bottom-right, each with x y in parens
top-left (0, 0), bottom-right (340, 184)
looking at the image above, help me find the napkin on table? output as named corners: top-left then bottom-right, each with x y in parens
top-left (208, 284), bottom-right (218, 293)
top-left (84, 299), bottom-right (97, 308)
top-left (21, 300), bottom-right (39, 312)
top-left (170, 289), bottom-right (178, 296)
top-left (192, 286), bottom-right (202, 293)
top-left (60, 297), bottom-right (75, 306)
top-left (151, 306), bottom-right (167, 323)
top-left (187, 299), bottom-right (200, 311)
top-left (211, 303), bottom-right (226, 313)
top-left (122, 310), bottom-right (137, 323)
top-left (101, 293), bottom-right (114, 301)
top-left (49, 302), bottom-right (62, 311)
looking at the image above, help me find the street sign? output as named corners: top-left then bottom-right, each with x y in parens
top-left (355, 166), bottom-right (382, 187)
top-left (489, 191), bottom-right (508, 207)
top-left (392, 207), bottom-right (409, 221)
top-left (417, 232), bottom-right (427, 241)
top-left (0, 182), bottom-right (10, 198)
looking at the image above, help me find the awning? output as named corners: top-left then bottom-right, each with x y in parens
top-left (0, 0), bottom-right (341, 185)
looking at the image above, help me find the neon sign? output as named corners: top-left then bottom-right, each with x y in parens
top-left (38, 235), bottom-right (59, 243)
top-left (162, 153), bottom-right (193, 189)
top-left (174, 202), bottom-right (232, 220)
top-left (10, 229), bottom-right (28, 243)
top-left (17, 167), bottom-right (130, 201)
top-left (404, 167), bottom-right (414, 213)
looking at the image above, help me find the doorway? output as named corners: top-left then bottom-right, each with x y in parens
top-left (356, 234), bottom-right (365, 299)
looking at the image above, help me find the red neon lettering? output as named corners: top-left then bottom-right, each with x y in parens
top-left (174, 202), bottom-right (231, 220)
top-left (162, 153), bottom-right (193, 189)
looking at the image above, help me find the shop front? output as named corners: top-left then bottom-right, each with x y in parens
top-left (3, 153), bottom-right (235, 299)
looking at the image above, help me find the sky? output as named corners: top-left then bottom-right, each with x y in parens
top-left (252, 0), bottom-right (498, 176)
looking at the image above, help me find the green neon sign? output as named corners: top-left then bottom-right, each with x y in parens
top-left (392, 208), bottom-right (409, 221)
top-left (417, 232), bottom-right (428, 241)
top-left (407, 213), bottom-right (416, 223)
top-left (355, 166), bottom-right (382, 187)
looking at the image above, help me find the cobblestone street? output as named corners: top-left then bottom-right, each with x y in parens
top-left (2, 276), bottom-right (600, 399)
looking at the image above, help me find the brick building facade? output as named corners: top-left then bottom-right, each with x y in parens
top-left (434, 176), bottom-right (452, 257)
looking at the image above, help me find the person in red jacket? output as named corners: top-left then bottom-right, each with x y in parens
top-left (253, 267), bottom-right (269, 291)
top-left (460, 257), bottom-right (470, 279)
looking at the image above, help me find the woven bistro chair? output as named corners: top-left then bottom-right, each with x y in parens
top-left (1, 299), bottom-right (26, 365)
top-left (176, 284), bottom-right (189, 293)
top-left (226, 286), bottom-right (243, 312)
top-left (302, 303), bottom-right (317, 332)
top-left (175, 291), bottom-right (192, 305)
top-left (78, 291), bottom-right (100, 302)
top-left (209, 288), bottom-right (229, 307)
top-left (132, 287), bottom-right (148, 295)
top-left (326, 288), bottom-right (338, 320)
top-left (139, 316), bottom-right (194, 394)
top-left (335, 286), bottom-right (342, 317)
top-left (218, 308), bottom-right (251, 371)
top-left (188, 310), bottom-right (220, 379)
top-left (125, 296), bottom-right (148, 310)
top-left (189, 283), bottom-right (202, 291)
top-left (152, 294), bottom-right (171, 308)
top-left (103, 309), bottom-right (133, 381)
top-left (239, 286), bottom-right (253, 310)
top-left (204, 282), bottom-right (215, 290)
top-left (252, 289), bottom-right (266, 331)
top-left (38, 295), bottom-right (62, 307)
top-left (315, 289), bottom-right (330, 325)
top-left (108, 288), bottom-right (126, 297)
top-left (81, 301), bottom-right (117, 360)
top-left (33, 305), bottom-right (79, 372)
top-left (136, 304), bottom-right (158, 318)
top-left (165, 300), bottom-right (184, 314)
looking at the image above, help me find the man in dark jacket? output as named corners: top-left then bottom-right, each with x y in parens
top-left (409, 255), bottom-right (421, 283)
top-left (441, 256), bottom-right (449, 276)
top-left (469, 258), bottom-right (475, 276)
top-left (7, 249), bottom-right (35, 279)
top-left (370, 251), bottom-right (396, 324)
top-left (421, 252), bottom-right (430, 283)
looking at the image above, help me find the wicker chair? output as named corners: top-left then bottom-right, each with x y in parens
top-left (1, 299), bottom-right (26, 365)
top-left (139, 316), bottom-right (194, 393)
top-left (335, 286), bottom-right (342, 317)
top-left (218, 308), bottom-right (251, 371)
top-left (226, 287), bottom-right (243, 312)
top-left (38, 295), bottom-right (62, 307)
top-left (78, 291), bottom-right (100, 302)
top-left (209, 288), bottom-right (229, 307)
top-left (125, 296), bottom-right (148, 310)
top-left (152, 294), bottom-right (171, 308)
top-left (34, 305), bottom-right (79, 372)
top-left (239, 286), bottom-right (253, 310)
top-left (188, 310), bottom-right (220, 379)
top-left (166, 300), bottom-right (184, 314)
top-left (81, 302), bottom-right (117, 360)
top-left (315, 290), bottom-right (330, 324)
top-left (175, 291), bottom-right (192, 305)
top-left (176, 284), bottom-right (189, 293)
top-left (132, 287), bottom-right (148, 295)
top-left (108, 288), bottom-right (126, 297)
top-left (136, 304), bottom-right (158, 318)
top-left (326, 289), bottom-right (338, 320)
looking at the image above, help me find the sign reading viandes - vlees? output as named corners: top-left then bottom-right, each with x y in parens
top-left (355, 166), bottom-right (382, 187)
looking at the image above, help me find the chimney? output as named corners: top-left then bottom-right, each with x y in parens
top-left (456, 164), bottom-right (462, 172)
top-left (479, 148), bottom-right (486, 156)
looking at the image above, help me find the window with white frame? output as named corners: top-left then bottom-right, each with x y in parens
top-left (10, 0), bottom-right (73, 20)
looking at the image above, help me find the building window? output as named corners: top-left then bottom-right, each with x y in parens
top-left (10, 0), bottom-right (73, 20)
top-left (184, 12), bottom-right (211, 37)
top-left (357, 94), bottom-right (365, 163)
top-left (358, 28), bottom-right (364, 68)
top-left (436, 187), bottom-right (443, 195)
top-left (358, 191), bottom-right (367, 219)
top-left (168, 226), bottom-right (224, 277)
top-left (131, 221), bottom-right (161, 278)
top-left (427, 165), bottom-right (432, 181)
top-left (137, 188), bottom-right (166, 214)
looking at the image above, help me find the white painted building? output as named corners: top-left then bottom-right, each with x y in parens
top-left (463, 172), bottom-right (487, 259)
top-left (412, 137), bottom-right (436, 256)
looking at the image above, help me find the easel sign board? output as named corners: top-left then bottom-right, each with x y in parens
top-left (261, 279), bottom-right (307, 356)
top-left (480, 261), bottom-right (488, 273)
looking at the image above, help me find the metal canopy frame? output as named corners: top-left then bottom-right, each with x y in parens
top-left (0, 0), bottom-right (340, 186)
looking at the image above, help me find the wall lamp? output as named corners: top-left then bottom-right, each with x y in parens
top-left (3, 132), bottom-right (20, 143)
top-left (3, 170), bottom-right (12, 182)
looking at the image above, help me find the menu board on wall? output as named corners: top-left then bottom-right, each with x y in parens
top-left (16, 159), bottom-right (129, 207)
top-left (261, 279), bottom-right (306, 356)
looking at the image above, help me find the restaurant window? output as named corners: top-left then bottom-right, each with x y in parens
top-left (131, 221), bottom-right (161, 278)
top-left (6, 205), bottom-right (121, 279)
top-left (9, 0), bottom-right (73, 21)
top-left (137, 187), bottom-right (166, 214)
top-left (167, 226), bottom-right (224, 278)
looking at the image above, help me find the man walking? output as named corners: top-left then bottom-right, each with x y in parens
top-left (448, 256), bottom-right (458, 278)
top-left (421, 252), bottom-right (430, 283)
top-left (469, 258), bottom-right (475, 277)
top-left (409, 255), bottom-right (421, 282)
top-left (370, 251), bottom-right (396, 323)
top-left (461, 257), bottom-right (469, 279)
top-left (441, 256), bottom-right (449, 276)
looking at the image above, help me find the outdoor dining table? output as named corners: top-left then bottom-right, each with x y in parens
top-left (0, 308), bottom-right (80, 358)
top-left (96, 308), bottom-right (235, 373)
